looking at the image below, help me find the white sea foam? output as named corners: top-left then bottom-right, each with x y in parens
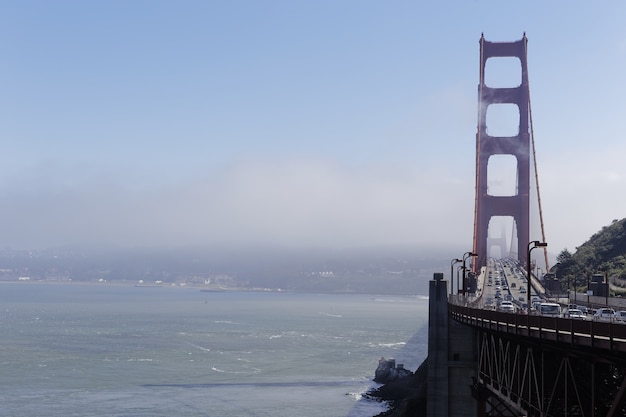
top-left (214, 320), bottom-right (246, 325)
top-left (186, 341), bottom-right (211, 352)
top-left (319, 312), bottom-right (343, 317)
top-left (345, 384), bottom-right (390, 417)
top-left (378, 342), bottom-right (406, 348)
top-left (211, 366), bottom-right (260, 375)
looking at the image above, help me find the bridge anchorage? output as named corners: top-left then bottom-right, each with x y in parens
top-left (425, 34), bottom-right (626, 417)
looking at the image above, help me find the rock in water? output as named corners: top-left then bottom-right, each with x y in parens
top-left (374, 357), bottom-right (412, 384)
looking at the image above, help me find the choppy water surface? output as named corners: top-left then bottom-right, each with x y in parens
top-left (0, 283), bottom-right (428, 417)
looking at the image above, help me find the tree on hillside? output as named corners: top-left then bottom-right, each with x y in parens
top-left (554, 249), bottom-right (573, 279)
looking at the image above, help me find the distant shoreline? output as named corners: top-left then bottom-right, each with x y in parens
top-left (0, 279), bottom-right (428, 297)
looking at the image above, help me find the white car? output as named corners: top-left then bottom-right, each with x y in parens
top-left (594, 308), bottom-right (615, 320)
top-left (614, 311), bottom-right (626, 322)
top-left (539, 302), bottom-right (561, 317)
top-left (499, 303), bottom-right (516, 313)
top-left (567, 309), bottom-right (586, 320)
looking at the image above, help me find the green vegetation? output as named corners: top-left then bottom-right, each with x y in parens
top-left (554, 218), bottom-right (626, 296)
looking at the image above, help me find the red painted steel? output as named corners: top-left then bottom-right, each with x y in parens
top-left (473, 34), bottom-right (530, 270)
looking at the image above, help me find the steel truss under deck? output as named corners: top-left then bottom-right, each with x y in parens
top-left (472, 329), bottom-right (626, 417)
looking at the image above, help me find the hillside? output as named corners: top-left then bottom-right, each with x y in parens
top-left (553, 218), bottom-right (626, 295)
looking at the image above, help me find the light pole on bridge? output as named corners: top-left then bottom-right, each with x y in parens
top-left (457, 265), bottom-right (465, 297)
top-left (527, 240), bottom-right (547, 309)
top-left (450, 258), bottom-right (462, 296)
top-left (567, 274), bottom-right (571, 303)
top-left (462, 252), bottom-right (478, 296)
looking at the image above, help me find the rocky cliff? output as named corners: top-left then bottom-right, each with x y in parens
top-left (366, 357), bottom-right (428, 416)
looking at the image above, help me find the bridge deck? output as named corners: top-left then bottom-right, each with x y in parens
top-left (450, 303), bottom-right (626, 356)
top-left (452, 258), bottom-right (626, 357)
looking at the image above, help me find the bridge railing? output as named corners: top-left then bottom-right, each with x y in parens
top-left (449, 303), bottom-right (626, 353)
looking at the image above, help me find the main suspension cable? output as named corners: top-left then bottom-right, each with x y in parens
top-left (525, 36), bottom-right (550, 272)
top-left (473, 34), bottom-right (485, 269)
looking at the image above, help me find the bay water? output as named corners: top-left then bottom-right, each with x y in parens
top-left (0, 283), bottom-right (428, 417)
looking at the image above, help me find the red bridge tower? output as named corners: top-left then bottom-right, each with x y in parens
top-left (473, 34), bottom-right (530, 269)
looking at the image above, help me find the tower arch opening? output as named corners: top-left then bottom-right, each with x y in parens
top-left (484, 56), bottom-right (522, 88)
top-left (487, 154), bottom-right (518, 197)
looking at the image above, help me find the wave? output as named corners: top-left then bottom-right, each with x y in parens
top-left (185, 342), bottom-right (211, 352)
top-left (377, 342), bottom-right (406, 348)
top-left (210, 366), bottom-right (246, 374)
top-left (210, 363), bottom-right (262, 374)
top-left (319, 312), bottom-right (343, 318)
top-left (367, 341), bottom-right (406, 349)
top-left (345, 381), bottom-right (390, 417)
top-left (370, 295), bottom-right (427, 303)
top-left (213, 320), bottom-right (246, 326)
top-left (143, 380), bottom-right (362, 388)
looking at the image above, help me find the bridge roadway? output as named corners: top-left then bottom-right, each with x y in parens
top-left (464, 257), bottom-right (548, 313)
top-left (439, 259), bottom-right (626, 417)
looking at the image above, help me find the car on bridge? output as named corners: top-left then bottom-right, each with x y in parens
top-left (499, 301), bottom-right (516, 313)
top-left (614, 311), bottom-right (626, 322)
top-left (567, 304), bottom-right (588, 314)
top-left (539, 302), bottom-right (561, 317)
top-left (594, 308), bottom-right (616, 320)
top-left (565, 309), bottom-right (586, 320)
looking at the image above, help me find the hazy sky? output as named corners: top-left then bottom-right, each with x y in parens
top-left (0, 1), bottom-right (625, 254)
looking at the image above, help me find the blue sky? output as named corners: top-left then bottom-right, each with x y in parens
top-left (0, 1), bottom-right (625, 255)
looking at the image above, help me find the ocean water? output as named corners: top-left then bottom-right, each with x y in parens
top-left (0, 283), bottom-right (429, 417)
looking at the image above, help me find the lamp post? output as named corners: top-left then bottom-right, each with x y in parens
top-left (450, 258), bottom-right (462, 296)
top-left (527, 240), bottom-right (547, 308)
top-left (567, 274), bottom-right (571, 303)
top-left (457, 266), bottom-right (465, 297)
top-left (462, 252), bottom-right (478, 296)
top-left (605, 272), bottom-right (609, 306)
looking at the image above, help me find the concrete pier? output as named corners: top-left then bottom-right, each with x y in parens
top-left (427, 272), bottom-right (477, 417)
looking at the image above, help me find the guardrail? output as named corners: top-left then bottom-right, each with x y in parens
top-left (449, 303), bottom-right (626, 353)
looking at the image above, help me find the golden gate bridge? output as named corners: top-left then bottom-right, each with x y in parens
top-left (425, 34), bottom-right (626, 417)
